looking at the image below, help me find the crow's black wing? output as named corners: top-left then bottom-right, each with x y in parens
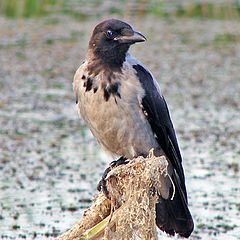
top-left (133, 64), bottom-right (194, 237)
top-left (133, 64), bottom-right (186, 196)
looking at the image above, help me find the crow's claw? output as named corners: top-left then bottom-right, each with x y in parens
top-left (97, 166), bottom-right (112, 197)
top-left (110, 156), bottom-right (129, 168)
top-left (97, 156), bottom-right (128, 198)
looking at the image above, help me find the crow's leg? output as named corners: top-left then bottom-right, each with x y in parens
top-left (110, 156), bottom-right (129, 168)
top-left (97, 156), bottom-right (128, 197)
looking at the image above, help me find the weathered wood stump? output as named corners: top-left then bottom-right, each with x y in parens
top-left (57, 150), bottom-right (169, 240)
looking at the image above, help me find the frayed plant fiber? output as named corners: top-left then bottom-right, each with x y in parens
top-left (57, 151), bottom-right (169, 240)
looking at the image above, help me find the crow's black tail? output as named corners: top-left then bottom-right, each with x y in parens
top-left (156, 172), bottom-right (194, 238)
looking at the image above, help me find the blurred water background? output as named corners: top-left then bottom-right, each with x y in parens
top-left (0, 0), bottom-right (240, 19)
top-left (0, 0), bottom-right (239, 239)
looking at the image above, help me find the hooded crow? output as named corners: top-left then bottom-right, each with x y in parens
top-left (73, 19), bottom-right (194, 238)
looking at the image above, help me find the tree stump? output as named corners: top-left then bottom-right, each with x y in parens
top-left (57, 150), bottom-right (169, 240)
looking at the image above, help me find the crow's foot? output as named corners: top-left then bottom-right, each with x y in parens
top-left (110, 156), bottom-right (129, 168)
top-left (97, 156), bottom-right (128, 198)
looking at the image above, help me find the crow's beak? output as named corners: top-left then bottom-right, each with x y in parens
top-left (114, 31), bottom-right (146, 44)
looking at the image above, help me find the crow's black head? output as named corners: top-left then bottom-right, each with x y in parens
top-left (88, 19), bottom-right (146, 69)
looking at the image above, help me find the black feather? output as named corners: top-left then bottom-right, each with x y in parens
top-left (109, 82), bottom-right (121, 98)
top-left (85, 77), bottom-right (93, 92)
top-left (133, 64), bottom-right (185, 187)
top-left (103, 88), bottom-right (110, 101)
top-left (133, 64), bottom-right (194, 237)
top-left (93, 86), bottom-right (98, 93)
top-left (103, 82), bottom-right (121, 101)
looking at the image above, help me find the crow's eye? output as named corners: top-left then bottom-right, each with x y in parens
top-left (106, 30), bottom-right (114, 39)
